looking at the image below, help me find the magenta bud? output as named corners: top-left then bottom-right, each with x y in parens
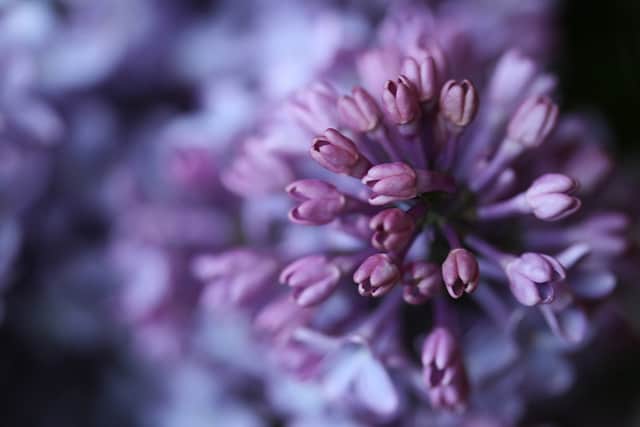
top-left (505, 252), bottom-right (565, 306)
top-left (337, 87), bottom-right (381, 132)
top-left (289, 82), bottom-right (338, 134)
top-left (353, 253), bottom-right (401, 297)
top-left (369, 208), bottom-right (416, 252)
top-left (525, 174), bottom-right (581, 221)
top-left (382, 76), bottom-right (420, 125)
top-left (421, 327), bottom-right (469, 411)
top-left (439, 79), bottom-right (478, 129)
top-left (401, 55), bottom-right (438, 103)
top-left (280, 255), bottom-right (341, 307)
top-left (507, 96), bottom-right (558, 147)
top-left (402, 261), bottom-right (441, 304)
top-left (362, 162), bottom-right (417, 205)
top-left (442, 248), bottom-right (479, 299)
top-left (286, 179), bottom-right (346, 225)
top-left (310, 128), bottom-right (371, 178)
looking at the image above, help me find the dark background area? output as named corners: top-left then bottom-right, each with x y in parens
top-left (560, 0), bottom-right (640, 158)
top-left (532, 1), bottom-right (640, 425)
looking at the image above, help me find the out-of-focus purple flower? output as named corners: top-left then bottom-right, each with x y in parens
top-left (286, 179), bottom-right (347, 225)
top-left (507, 96), bottom-right (559, 148)
top-left (422, 327), bottom-right (469, 411)
top-left (280, 255), bottom-right (342, 307)
top-left (338, 87), bottom-right (382, 132)
top-left (477, 173), bottom-right (581, 222)
top-left (524, 174), bottom-right (581, 221)
top-left (289, 82), bottom-right (339, 135)
top-left (504, 252), bottom-right (566, 306)
top-left (403, 261), bottom-right (441, 305)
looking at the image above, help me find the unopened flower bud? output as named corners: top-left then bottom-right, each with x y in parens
top-left (505, 252), bottom-right (565, 306)
top-left (442, 248), bottom-right (479, 298)
top-left (310, 128), bottom-right (371, 178)
top-left (401, 55), bottom-right (438, 103)
top-left (488, 50), bottom-right (537, 107)
top-left (369, 208), bottom-right (416, 252)
top-left (525, 174), bottom-right (581, 221)
top-left (337, 87), bottom-right (381, 132)
top-left (382, 76), bottom-right (420, 125)
top-left (403, 261), bottom-right (441, 304)
top-left (362, 162), bottom-right (418, 205)
top-left (422, 327), bottom-right (469, 411)
top-left (286, 179), bottom-right (346, 225)
top-left (362, 162), bottom-right (455, 205)
top-left (353, 253), bottom-right (401, 297)
top-left (439, 79), bottom-right (478, 129)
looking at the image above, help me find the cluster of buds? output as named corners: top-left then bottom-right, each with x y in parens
top-left (212, 3), bottom-right (630, 423)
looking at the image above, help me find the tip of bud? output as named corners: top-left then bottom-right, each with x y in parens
top-left (442, 248), bottom-right (479, 298)
top-left (439, 79), bottom-right (478, 129)
top-left (382, 76), bottom-right (420, 125)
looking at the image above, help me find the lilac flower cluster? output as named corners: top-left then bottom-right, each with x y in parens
top-left (202, 1), bottom-right (632, 424)
top-left (0, 0), bottom-right (636, 426)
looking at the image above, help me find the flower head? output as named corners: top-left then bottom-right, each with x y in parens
top-left (207, 1), bottom-right (632, 424)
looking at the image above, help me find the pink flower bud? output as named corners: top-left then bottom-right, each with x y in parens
top-left (525, 174), bottom-right (581, 221)
top-left (362, 162), bottom-right (417, 205)
top-left (286, 179), bottom-right (346, 225)
top-left (337, 87), bottom-right (381, 132)
top-left (505, 252), bottom-right (565, 306)
top-left (402, 261), bottom-right (441, 304)
top-left (382, 76), bottom-right (420, 125)
top-left (353, 254), bottom-right (401, 297)
top-left (442, 248), bottom-right (479, 298)
top-left (507, 96), bottom-right (558, 147)
top-left (369, 208), bottom-right (416, 252)
top-left (362, 162), bottom-right (455, 205)
top-left (422, 328), bottom-right (469, 411)
top-left (401, 55), bottom-right (438, 102)
top-left (439, 79), bottom-right (478, 128)
top-left (310, 128), bottom-right (371, 178)
top-left (280, 255), bottom-right (341, 307)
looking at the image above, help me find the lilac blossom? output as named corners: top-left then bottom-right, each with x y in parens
top-left (207, 1), bottom-right (633, 424)
top-left (0, 1), bottom-right (634, 427)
